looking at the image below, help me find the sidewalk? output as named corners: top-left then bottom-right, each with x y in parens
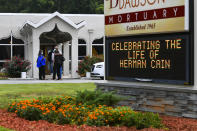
top-left (0, 78), bottom-right (107, 84)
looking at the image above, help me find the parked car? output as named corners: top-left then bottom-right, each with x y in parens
top-left (91, 62), bottom-right (104, 79)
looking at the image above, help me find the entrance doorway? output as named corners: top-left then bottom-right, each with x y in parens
top-left (39, 24), bottom-right (72, 78)
top-left (40, 45), bottom-right (54, 75)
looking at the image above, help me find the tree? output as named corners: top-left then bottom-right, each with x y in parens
top-left (0, 0), bottom-right (104, 14)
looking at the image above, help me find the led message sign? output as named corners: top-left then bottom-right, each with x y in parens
top-left (105, 0), bottom-right (189, 36)
top-left (106, 33), bottom-right (193, 84)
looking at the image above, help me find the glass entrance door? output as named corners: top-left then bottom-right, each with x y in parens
top-left (40, 45), bottom-right (54, 75)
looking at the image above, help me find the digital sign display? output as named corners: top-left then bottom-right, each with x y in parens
top-left (106, 33), bottom-right (193, 85)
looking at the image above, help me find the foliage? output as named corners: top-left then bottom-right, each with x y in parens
top-left (75, 90), bottom-right (123, 106)
top-left (0, 72), bottom-right (8, 79)
top-left (86, 106), bottom-right (134, 126)
top-left (8, 95), bottom-right (165, 129)
top-left (0, 126), bottom-right (14, 131)
top-left (56, 103), bottom-right (95, 125)
top-left (86, 106), bottom-right (164, 129)
top-left (0, 83), bottom-right (95, 109)
top-left (78, 55), bottom-right (103, 77)
top-left (133, 112), bottom-right (164, 129)
top-left (0, 0), bottom-right (104, 14)
top-left (3, 56), bottom-right (31, 78)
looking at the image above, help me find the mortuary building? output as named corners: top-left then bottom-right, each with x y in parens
top-left (0, 12), bottom-right (104, 78)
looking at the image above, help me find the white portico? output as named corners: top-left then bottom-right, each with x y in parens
top-left (20, 12), bottom-right (85, 78)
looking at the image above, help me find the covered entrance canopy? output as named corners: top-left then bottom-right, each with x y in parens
top-left (20, 12), bottom-right (86, 78)
top-left (40, 24), bottom-right (72, 75)
top-left (40, 24), bottom-right (72, 44)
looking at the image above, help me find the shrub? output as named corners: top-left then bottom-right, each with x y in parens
top-left (37, 96), bottom-right (75, 108)
top-left (7, 102), bottom-right (18, 112)
top-left (3, 56), bottom-right (31, 77)
top-left (17, 106), bottom-right (42, 121)
top-left (8, 96), bottom-right (165, 129)
top-left (52, 96), bottom-right (75, 109)
top-left (56, 104), bottom-right (92, 125)
top-left (77, 55), bottom-right (103, 77)
top-left (75, 90), bottom-right (123, 106)
top-left (42, 110), bottom-right (57, 123)
top-left (8, 100), bottom-right (42, 121)
top-left (133, 112), bottom-right (164, 129)
top-left (86, 106), bottom-right (134, 126)
top-left (86, 106), bottom-right (164, 129)
top-left (0, 72), bottom-right (8, 78)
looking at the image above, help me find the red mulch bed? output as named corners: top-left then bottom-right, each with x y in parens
top-left (0, 109), bottom-right (197, 131)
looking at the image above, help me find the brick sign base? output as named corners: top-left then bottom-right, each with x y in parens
top-left (96, 82), bottom-right (197, 118)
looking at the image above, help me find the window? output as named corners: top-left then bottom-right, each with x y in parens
top-left (0, 46), bottom-right (11, 60)
top-left (78, 46), bottom-right (86, 60)
top-left (78, 39), bottom-right (86, 45)
top-left (69, 39), bottom-right (86, 61)
top-left (13, 46), bottom-right (24, 58)
top-left (92, 37), bottom-right (104, 56)
top-left (92, 46), bottom-right (103, 56)
top-left (0, 62), bottom-right (4, 69)
top-left (78, 39), bottom-right (86, 60)
top-left (0, 37), bottom-right (11, 44)
top-left (69, 44), bottom-right (71, 60)
top-left (0, 34), bottom-right (24, 68)
top-left (13, 37), bottom-right (24, 44)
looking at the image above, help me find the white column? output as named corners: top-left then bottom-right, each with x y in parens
top-left (58, 43), bottom-right (63, 53)
top-left (63, 41), bottom-right (70, 76)
top-left (25, 32), bottom-right (30, 60)
top-left (27, 32), bottom-right (33, 78)
top-left (23, 33), bottom-right (29, 77)
top-left (28, 42), bottom-right (33, 78)
top-left (24, 34), bottom-right (27, 60)
top-left (71, 36), bottom-right (79, 78)
top-left (32, 30), bottom-right (40, 79)
top-left (87, 29), bottom-right (94, 57)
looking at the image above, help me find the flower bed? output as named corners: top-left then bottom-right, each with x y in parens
top-left (1, 109), bottom-right (197, 131)
top-left (3, 56), bottom-right (31, 78)
top-left (8, 96), bottom-right (164, 130)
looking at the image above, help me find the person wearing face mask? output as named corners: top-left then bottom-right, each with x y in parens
top-left (53, 49), bottom-right (62, 80)
top-left (48, 49), bottom-right (53, 75)
top-left (52, 46), bottom-right (64, 79)
top-left (37, 50), bottom-right (46, 80)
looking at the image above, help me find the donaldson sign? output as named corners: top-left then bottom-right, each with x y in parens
top-left (106, 33), bottom-right (193, 85)
top-left (105, 0), bottom-right (189, 36)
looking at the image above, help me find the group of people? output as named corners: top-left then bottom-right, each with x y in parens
top-left (37, 46), bottom-right (65, 80)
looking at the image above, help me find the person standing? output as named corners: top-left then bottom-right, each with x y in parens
top-left (59, 53), bottom-right (65, 79)
top-left (48, 49), bottom-right (53, 74)
top-left (53, 50), bottom-right (62, 80)
top-left (52, 46), bottom-right (61, 66)
top-left (37, 50), bottom-right (46, 80)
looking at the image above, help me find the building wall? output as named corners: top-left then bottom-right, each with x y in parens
top-left (97, 83), bottom-right (197, 119)
top-left (0, 13), bottom-right (104, 43)
top-left (66, 15), bottom-right (104, 42)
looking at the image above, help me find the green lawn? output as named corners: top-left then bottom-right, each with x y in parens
top-left (0, 83), bottom-right (96, 109)
top-left (0, 78), bottom-right (8, 80)
top-left (0, 126), bottom-right (14, 131)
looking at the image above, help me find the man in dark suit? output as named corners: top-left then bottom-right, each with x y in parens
top-left (53, 49), bottom-right (65, 80)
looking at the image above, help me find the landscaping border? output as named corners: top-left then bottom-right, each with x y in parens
top-left (96, 82), bottom-right (197, 119)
